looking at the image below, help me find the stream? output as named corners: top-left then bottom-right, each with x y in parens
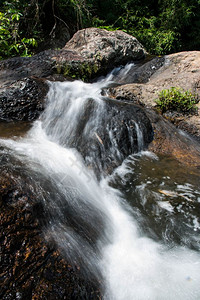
top-left (0, 64), bottom-right (200, 299)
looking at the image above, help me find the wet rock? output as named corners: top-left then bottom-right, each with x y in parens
top-left (0, 51), bottom-right (55, 86)
top-left (64, 27), bottom-right (146, 76)
top-left (0, 49), bottom-right (84, 87)
top-left (0, 169), bottom-right (101, 300)
top-left (111, 56), bottom-right (165, 85)
top-left (62, 97), bottom-right (154, 175)
top-left (0, 77), bottom-right (49, 121)
top-left (0, 49), bottom-right (85, 121)
top-left (132, 56), bottom-right (165, 83)
top-left (146, 109), bottom-right (200, 168)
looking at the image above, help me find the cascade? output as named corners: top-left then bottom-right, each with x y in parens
top-left (0, 64), bottom-right (200, 299)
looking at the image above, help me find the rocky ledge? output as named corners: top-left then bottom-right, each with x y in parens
top-left (110, 51), bottom-right (200, 141)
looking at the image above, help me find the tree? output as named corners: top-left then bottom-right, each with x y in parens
top-left (1, 0), bottom-right (200, 59)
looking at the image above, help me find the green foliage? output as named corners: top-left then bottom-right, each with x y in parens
top-left (135, 28), bottom-right (178, 55)
top-left (117, 14), bottom-right (179, 55)
top-left (155, 87), bottom-right (199, 114)
top-left (1, 0), bottom-right (200, 59)
top-left (90, 0), bottom-right (200, 55)
top-left (56, 60), bottom-right (100, 82)
top-left (0, 1), bottom-right (38, 59)
top-left (56, 0), bottom-right (92, 29)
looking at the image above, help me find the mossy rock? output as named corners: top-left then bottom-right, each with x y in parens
top-left (56, 60), bottom-right (101, 82)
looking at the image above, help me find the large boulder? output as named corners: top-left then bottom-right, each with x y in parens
top-left (0, 28), bottom-right (146, 87)
top-left (110, 51), bottom-right (200, 140)
top-left (52, 28), bottom-right (147, 81)
top-left (63, 27), bottom-right (146, 72)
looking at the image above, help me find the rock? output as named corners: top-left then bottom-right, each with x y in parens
top-left (0, 77), bottom-right (48, 121)
top-left (52, 28), bottom-right (147, 81)
top-left (0, 28), bottom-right (147, 121)
top-left (0, 28), bottom-right (146, 88)
top-left (55, 97), bottom-right (153, 176)
top-left (0, 167), bottom-right (101, 300)
top-left (0, 50), bottom-right (83, 121)
top-left (64, 27), bottom-right (146, 75)
top-left (145, 109), bottom-right (200, 168)
top-left (0, 49), bottom-right (84, 87)
top-left (111, 56), bottom-right (165, 85)
top-left (110, 51), bottom-right (200, 140)
top-left (0, 51), bottom-right (55, 87)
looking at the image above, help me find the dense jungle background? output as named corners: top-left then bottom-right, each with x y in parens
top-left (0, 0), bottom-right (200, 59)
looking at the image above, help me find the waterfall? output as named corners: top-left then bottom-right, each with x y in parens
top-left (0, 64), bottom-right (200, 299)
top-left (135, 122), bottom-right (144, 152)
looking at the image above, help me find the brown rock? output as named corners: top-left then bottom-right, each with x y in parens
top-left (111, 51), bottom-right (200, 140)
top-left (145, 109), bottom-right (200, 168)
top-left (0, 170), bottom-right (101, 299)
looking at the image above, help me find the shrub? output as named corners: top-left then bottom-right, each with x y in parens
top-left (0, 3), bottom-right (38, 59)
top-left (155, 87), bottom-right (199, 114)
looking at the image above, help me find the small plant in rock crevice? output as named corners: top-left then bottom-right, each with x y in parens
top-left (155, 87), bottom-right (199, 114)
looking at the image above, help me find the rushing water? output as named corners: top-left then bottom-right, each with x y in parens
top-left (0, 64), bottom-right (200, 299)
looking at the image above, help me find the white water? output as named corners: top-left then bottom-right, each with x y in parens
top-left (0, 65), bottom-right (200, 299)
top-left (101, 157), bottom-right (200, 300)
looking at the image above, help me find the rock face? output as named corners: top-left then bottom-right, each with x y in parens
top-left (110, 51), bottom-right (200, 140)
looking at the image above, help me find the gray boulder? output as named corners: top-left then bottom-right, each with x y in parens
top-left (64, 27), bottom-right (146, 73)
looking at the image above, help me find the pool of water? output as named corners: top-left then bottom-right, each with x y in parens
top-left (0, 121), bottom-right (32, 139)
top-left (109, 152), bottom-right (200, 251)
